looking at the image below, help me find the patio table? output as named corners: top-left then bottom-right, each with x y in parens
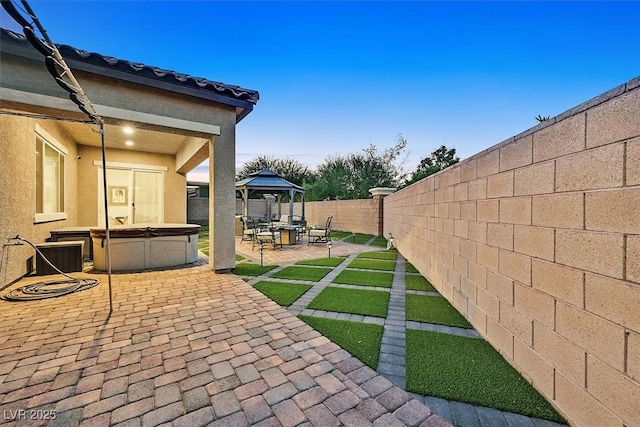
top-left (274, 225), bottom-right (299, 245)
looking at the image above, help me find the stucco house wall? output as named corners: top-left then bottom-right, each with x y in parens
top-left (1, 27), bottom-right (258, 283)
top-left (383, 77), bottom-right (640, 426)
top-left (76, 145), bottom-right (186, 226)
top-left (0, 114), bottom-right (79, 283)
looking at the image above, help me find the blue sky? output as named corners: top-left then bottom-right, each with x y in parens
top-left (2, 1), bottom-right (639, 181)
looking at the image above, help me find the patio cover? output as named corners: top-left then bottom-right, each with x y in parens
top-left (235, 169), bottom-right (305, 223)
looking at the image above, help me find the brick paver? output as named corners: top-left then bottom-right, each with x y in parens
top-left (0, 250), bottom-right (447, 427)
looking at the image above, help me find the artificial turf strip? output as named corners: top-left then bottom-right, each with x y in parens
top-left (307, 287), bottom-right (389, 317)
top-left (405, 275), bottom-right (436, 292)
top-left (329, 231), bottom-right (351, 240)
top-left (232, 263), bottom-right (277, 276)
top-left (370, 236), bottom-right (388, 247)
top-left (299, 316), bottom-right (383, 369)
top-left (339, 233), bottom-right (374, 244)
top-left (198, 225), bottom-right (209, 255)
top-left (333, 270), bottom-right (393, 288)
top-left (405, 294), bottom-right (472, 328)
top-left (295, 258), bottom-right (345, 267)
top-left (405, 263), bottom-right (419, 273)
top-left (357, 251), bottom-right (397, 261)
top-left (347, 258), bottom-right (396, 271)
top-left (253, 281), bottom-right (312, 306)
top-left (406, 330), bottom-right (565, 423)
top-left (271, 266), bottom-right (332, 281)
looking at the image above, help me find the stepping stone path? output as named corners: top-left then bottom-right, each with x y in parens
top-left (247, 241), bottom-right (567, 427)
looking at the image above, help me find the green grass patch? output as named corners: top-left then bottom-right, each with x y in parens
top-left (406, 330), bottom-right (565, 423)
top-left (405, 262), bottom-right (419, 273)
top-left (370, 236), bottom-right (388, 247)
top-left (236, 254), bottom-right (244, 261)
top-left (232, 263), bottom-right (277, 276)
top-left (332, 232), bottom-right (374, 244)
top-left (198, 225), bottom-right (209, 255)
top-left (307, 287), bottom-right (389, 317)
top-left (357, 251), bottom-right (397, 261)
top-left (405, 275), bottom-right (436, 292)
top-left (406, 294), bottom-right (471, 328)
top-left (295, 258), bottom-right (345, 267)
top-left (329, 230), bottom-right (352, 240)
top-left (333, 270), bottom-right (393, 288)
top-left (271, 266), bottom-right (332, 281)
top-left (253, 281), bottom-right (312, 306)
top-left (347, 258), bottom-right (396, 271)
top-left (299, 316), bottom-right (383, 368)
top-left (352, 233), bottom-right (375, 244)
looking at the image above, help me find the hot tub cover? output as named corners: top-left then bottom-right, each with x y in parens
top-left (90, 223), bottom-right (201, 239)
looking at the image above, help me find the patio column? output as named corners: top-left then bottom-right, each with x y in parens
top-left (369, 187), bottom-right (396, 236)
top-left (209, 129), bottom-right (235, 272)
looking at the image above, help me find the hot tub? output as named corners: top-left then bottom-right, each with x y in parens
top-left (91, 223), bottom-right (201, 271)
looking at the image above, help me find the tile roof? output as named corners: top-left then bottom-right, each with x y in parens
top-left (1, 28), bottom-right (259, 106)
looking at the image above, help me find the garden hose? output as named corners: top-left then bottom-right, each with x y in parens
top-left (0, 236), bottom-right (99, 302)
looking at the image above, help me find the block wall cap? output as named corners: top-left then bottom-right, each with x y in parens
top-left (369, 187), bottom-right (397, 196)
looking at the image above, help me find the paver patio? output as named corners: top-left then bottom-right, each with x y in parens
top-left (239, 239), bottom-right (566, 427)
top-left (0, 255), bottom-right (448, 426)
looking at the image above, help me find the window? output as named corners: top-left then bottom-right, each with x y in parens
top-left (35, 125), bottom-right (67, 223)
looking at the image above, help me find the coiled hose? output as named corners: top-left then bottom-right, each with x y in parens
top-left (0, 236), bottom-right (99, 302)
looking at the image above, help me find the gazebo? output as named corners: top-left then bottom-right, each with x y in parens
top-left (235, 169), bottom-right (305, 224)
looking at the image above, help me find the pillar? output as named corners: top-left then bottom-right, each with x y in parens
top-left (368, 187), bottom-right (397, 236)
top-left (209, 130), bottom-right (235, 272)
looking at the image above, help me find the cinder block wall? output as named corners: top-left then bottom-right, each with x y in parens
top-left (187, 198), bottom-right (209, 224)
top-left (294, 199), bottom-right (381, 235)
top-left (383, 78), bottom-right (640, 427)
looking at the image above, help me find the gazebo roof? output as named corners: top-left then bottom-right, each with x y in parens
top-left (235, 169), bottom-right (305, 193)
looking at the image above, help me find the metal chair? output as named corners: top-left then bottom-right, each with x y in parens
top-left (308, 216), bottom-right (332, 245)
top-left (241, 216), bottom-right (256, 242)
top-left (253, 221), bottom-right (283, 250)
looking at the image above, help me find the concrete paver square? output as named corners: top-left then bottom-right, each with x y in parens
top-left (0, 260), bottom-right (442, 426)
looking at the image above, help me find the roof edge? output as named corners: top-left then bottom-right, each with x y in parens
top-left (1, 28), bottom-right (260, 114)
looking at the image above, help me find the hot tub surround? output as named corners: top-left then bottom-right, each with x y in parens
top-left (91, 223), bottom-right (201, 271)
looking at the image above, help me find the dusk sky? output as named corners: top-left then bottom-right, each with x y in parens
top-left (2, 1), bottom-right (638, 182)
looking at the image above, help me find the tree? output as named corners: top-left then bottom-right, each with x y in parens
top-left (406, 145), bottom-right (460, 185)
top-left (305, 134), bottom-right (408, 200)
top-left (535, 114), bottom-right (551, 123)
top-left (236, 155), bottom-right (312, 187)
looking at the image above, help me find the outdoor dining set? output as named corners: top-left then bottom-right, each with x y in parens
top-left (241, 215), bottom-right (332, 250)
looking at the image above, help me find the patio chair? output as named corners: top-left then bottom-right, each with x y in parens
top-left (292, 216), bottom-right (307, 241)
top-left (308, 216), bottom-right (332, 245)
top-left (240, 216), bottom-right (256, 242)
top-left (253, 221), bottom-right (283, 251)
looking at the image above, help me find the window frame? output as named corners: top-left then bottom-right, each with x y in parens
top-left (34, 124), bottom-right (68, 224)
